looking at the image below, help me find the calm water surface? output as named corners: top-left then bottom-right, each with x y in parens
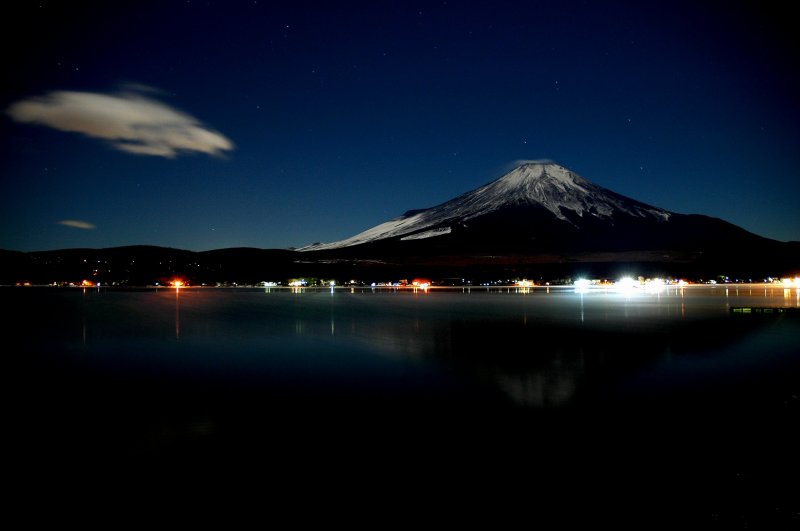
top-left (6, 285), bottom-right (799, 525)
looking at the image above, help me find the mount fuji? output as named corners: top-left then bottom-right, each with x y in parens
top-left (299, 161), bottom-right (774, 257)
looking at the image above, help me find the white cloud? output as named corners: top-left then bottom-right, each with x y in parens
top-left (58, 220), bottom-right (96, 230)
top-left (6, 88), bottom-right (234, 158)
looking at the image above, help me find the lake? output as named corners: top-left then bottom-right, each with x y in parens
top-left (6, 284), bottom-right (799, 525)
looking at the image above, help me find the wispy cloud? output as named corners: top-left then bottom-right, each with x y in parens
top-left (513, 158), bottom-right (556, 166)
top-left (58, 220), bottom-right (96, 230)
top-left (6, 87), bottom-right (234, 158)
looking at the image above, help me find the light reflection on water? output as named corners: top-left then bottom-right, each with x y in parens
top-left (6, 284), bottom-right (799, 524)
top-left (12, 284), bottom-right (798, 408)
top-left (5, 285), bottom-right (799, 419)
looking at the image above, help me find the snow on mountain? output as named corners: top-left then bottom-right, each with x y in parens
top-left (300, 162), bottom-right (672, 251)
top-left (400, 226), bottom-right (452, 241)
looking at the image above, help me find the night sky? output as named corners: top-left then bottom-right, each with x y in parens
top-left (2, 0), bottom-right (798, 252)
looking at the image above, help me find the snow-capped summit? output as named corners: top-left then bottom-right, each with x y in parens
top-left (299, 161), bottom-right (762, 254)
top-left (436, 161), bottom-right (671, 223)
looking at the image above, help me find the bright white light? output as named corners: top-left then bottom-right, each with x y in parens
top-left (574, 278), bottom-right (591, 289)
top-left (329, 281), bottom-right (336, 287)
top-left (616, 277), bottom-right (637, 290)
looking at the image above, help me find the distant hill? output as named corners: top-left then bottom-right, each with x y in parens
top-left (0, 246), bottom-right (298, 286)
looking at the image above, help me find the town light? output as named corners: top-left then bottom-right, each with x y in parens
top-left (782, 277), bottom-right (800, 288)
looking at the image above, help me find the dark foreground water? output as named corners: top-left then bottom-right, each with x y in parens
top-left (5, 285), bottom-right (799, 526)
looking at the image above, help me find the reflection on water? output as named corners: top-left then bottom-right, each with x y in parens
top-left (175, 287), bottom-right (180, 340)
top-left (12, 284), bottom-right (797, 410)
top-left (5, 284), bottom-right (800, 524)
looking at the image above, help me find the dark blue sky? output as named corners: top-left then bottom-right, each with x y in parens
top-left (2, 0), bottom-right (798, 251)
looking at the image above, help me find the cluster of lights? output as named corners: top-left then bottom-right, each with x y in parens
top-left (616, 277), bottom-right (638, 291)
top-left (573, 276), bottom-right (693, 291)
top-left (121, 275), bottom-right (800, 291)
top-left (573, 277), bottom-right (639, 289)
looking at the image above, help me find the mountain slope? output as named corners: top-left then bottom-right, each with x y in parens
top-left (299, 162), bottom-right (769, 254)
